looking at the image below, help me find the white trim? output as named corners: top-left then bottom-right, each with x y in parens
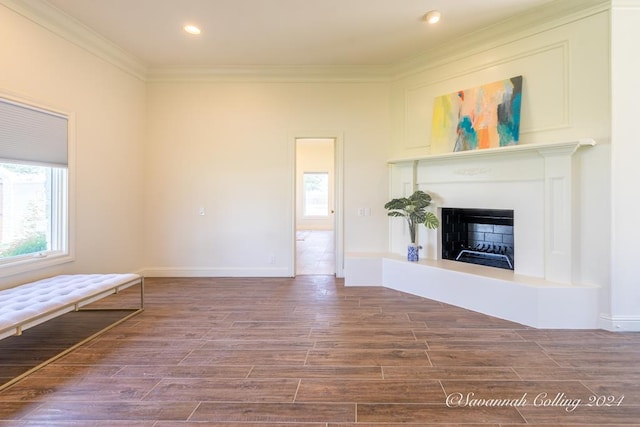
top-left (391, 0), bottom-right (609, 79)
top-left (0, 90), bottom-right (75, 279)
top-left (1, 0), bottom-right (609, 83)
top-left (291, 132), bottom-right (345, 278)
top-left (388, 138), bottom-right (596, 164)
top-left (146, 66), bottom-right (391, 84)
top-left (599, 315), bottom-right (640, 332)
top-left (0, 0), bottom-right (146, 80)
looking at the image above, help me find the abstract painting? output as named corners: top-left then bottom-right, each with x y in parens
top-left (431, 76), bottom-right (523, 153)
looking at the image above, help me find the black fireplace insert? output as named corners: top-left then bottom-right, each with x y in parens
top-left (441, 208), bottom-right (514, 270)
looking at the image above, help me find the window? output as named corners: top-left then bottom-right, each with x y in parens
top-left (302, 172), bottom-right (329, 216)
top-left (0, 96), bottom-right (71, 276)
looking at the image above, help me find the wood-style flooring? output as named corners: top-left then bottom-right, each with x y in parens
top-left (1, 275), bottom-right (640, 426)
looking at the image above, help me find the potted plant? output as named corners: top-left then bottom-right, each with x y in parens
top-left (384, 190), bottom-right (440, 261)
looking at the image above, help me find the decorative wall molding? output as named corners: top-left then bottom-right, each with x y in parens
top-left (391, 0), bottom-right (609, 79)
top-left (453, 167), bottom-right (492, 177)
top-left (400, 41), bottom-right (570, 154)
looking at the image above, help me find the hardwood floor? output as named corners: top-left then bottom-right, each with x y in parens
top-left (1, 276), bottom-right (640, 425)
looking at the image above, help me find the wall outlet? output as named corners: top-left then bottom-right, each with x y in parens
top-left (268, 255), bottom-right (276, 265)
top-left (199, 207), bottom-right (206, 216)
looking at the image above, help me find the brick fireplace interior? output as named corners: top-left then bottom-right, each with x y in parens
top-left (441, 207), bottom-right (514, 270)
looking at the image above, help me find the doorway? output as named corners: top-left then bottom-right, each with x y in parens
top-left (294, 137), bottom-right (339, 275)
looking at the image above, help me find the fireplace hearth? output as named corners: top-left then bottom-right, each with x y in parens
top-left (441, 208), bottom-right (514, 270)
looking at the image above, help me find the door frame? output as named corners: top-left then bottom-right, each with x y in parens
top-left (290, 132), bottom-right (344, 277)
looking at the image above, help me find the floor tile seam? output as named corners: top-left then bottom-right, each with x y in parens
top-left (510, 367), bottom-right (525, 381)
top-left (428, 363), bottom-right (566, 370)
top-left (184, 400), bottom-right (202, 423)
top-left (298, 378), bottom-right (442, 384)
top-left (245, 365), bottom-right (255, 379)
top-left (513, 404), bottom-right (530, 424)
top-left (423, 348), bottom-right (434, 367)
top-left (534, 343), bottom-right (565, 369)
top-left (292, 378), bottom-right (302, 402)
top-left (437, 379), bottom-right (448, 403)
top-left (175, 346), bottom-right (203, 367)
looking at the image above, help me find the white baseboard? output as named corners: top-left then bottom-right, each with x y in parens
top-left (599, 315), bottom-right (640, 332)
top-left (140, 267), bottom-right (292, 278)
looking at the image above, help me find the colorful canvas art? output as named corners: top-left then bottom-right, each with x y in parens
top-left (431, 76), bottom-right (523, 153)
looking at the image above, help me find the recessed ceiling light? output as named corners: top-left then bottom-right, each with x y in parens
top-left (184, 24), bottom-right (201, 35)
top-left (423, 10), bottom-right (441, 25)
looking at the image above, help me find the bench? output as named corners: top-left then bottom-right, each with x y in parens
top-left (0, 273), bottom-right (144, 389)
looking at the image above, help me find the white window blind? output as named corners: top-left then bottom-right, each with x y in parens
top-left (0, 98), bottom-right (68, 166)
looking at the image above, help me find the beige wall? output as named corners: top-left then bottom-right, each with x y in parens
top-left (143, 81), bottom-right (390, 277)
top-left (0, 4), bottom-right (146, 288)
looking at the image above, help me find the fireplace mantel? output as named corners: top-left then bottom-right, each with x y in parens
top-left (346, 138), bottom-right (601, 328)
top-left (387, 138), bottom-right (596, 164)
top-left (386, 137), bottom-right (598, 284)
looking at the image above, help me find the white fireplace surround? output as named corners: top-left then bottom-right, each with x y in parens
top-left (345, 139), bottom-right (600, 329)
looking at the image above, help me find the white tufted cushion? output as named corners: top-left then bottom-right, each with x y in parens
top-left (0, 273), bottom-right (141, 339)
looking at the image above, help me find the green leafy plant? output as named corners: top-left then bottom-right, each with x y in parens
top-left (0, 232), bottom-right (47, 258)
top-left (384, 190), bottom-right (439, 244)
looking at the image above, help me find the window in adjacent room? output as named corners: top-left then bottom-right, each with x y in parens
top-left (302, 172), bottom-right (329, 217)
top-left (0, 96), bottom-right (71, 276)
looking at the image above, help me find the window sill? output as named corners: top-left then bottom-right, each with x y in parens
top-left (0, 252), bottom-right (74, 279)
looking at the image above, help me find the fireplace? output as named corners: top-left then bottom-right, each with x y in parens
top-left (441, 208), bottom-right (514, 270)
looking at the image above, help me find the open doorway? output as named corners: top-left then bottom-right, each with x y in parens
top-left (295, 138), bottom-right (335, 275)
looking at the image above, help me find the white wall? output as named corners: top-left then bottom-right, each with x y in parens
top-left (606, 0), bottom-right (640, 330)
top-left (143, 81), bottom-right (390, 277)
top-left (386, 6), bottom-right (613, 318)
top-left (0, 3), bottom-right (146, 288)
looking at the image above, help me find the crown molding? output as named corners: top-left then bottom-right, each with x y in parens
top-left (145, 64), bottom-right (393, 84)
top-left (390, 0), bottom-right (610, 80)
top-left (148, 0), bottom-right (611, 83)
top-left (2, 0), bottom-right (611, 83)
top-left (1, 0), bottom-right (147, 81)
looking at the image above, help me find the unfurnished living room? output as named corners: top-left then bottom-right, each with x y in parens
top-left (0, 0), bottom-right (639, 425)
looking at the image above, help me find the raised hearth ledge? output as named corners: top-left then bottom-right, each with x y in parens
top-left (344, 253), bottom-right (600, 329)
top-left (387, 138), bottom-right (596, 164)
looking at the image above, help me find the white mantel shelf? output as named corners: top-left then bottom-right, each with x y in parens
top-left (388, 138), bottom-right (596, 164)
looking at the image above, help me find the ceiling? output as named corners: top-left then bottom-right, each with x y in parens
top-left (43, 0), bottom-right (557, 69)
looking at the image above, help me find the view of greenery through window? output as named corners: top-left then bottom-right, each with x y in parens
top-left (0, 163), bottom-right (50, 259)
top-left (303, 172), bottom-right (329, 216)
